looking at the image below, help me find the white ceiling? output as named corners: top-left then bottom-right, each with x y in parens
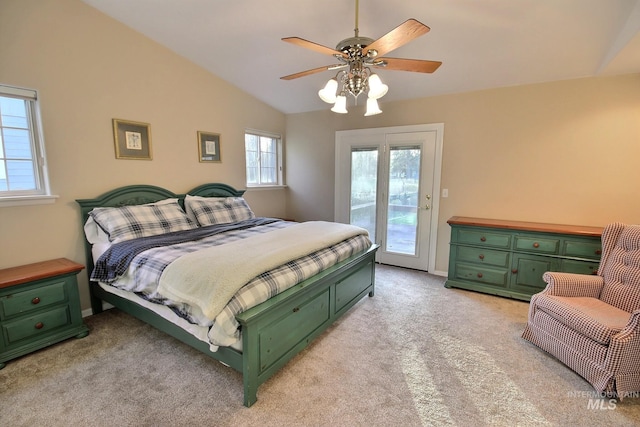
top-left (82, 0), bottom-right (640, 115)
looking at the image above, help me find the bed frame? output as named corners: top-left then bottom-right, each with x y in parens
top-left (76, 183), bottom-right (378, 407)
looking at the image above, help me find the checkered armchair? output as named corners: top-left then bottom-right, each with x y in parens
top-left (522, 222), bottom-right (640, 398)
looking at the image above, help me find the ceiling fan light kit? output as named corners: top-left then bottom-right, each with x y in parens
top-left (281, 0), bottom-right (442, 116)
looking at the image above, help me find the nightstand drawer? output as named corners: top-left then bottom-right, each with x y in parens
top-left (457, 230), bottom-right (511, 249)
top-left (3, 306), bottom-right (71, 345)
top-left (456, 246), bottom-right (510, 267)
top-left (0, 280), bottom-right (67, 319)
top-left (514, 236), bottom-right (559, 254)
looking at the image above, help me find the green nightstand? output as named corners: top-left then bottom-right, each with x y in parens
top-left (0, 258), bottom-right (89, 369)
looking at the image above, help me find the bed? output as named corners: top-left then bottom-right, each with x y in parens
top-left (76, 183), bottom-right (378, 406)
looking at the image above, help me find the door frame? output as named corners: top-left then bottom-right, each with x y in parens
top-left (335, 123), bottom-right (444, 272)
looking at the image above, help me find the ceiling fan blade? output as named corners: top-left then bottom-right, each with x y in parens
top-left (280, 65), bottom-right (342, 80)
top-left (375, 57), bottom-right (442, 73)
top-left (282, 37), bottom-right (347, 58)
top-left (363, 19), bottom-right (430, 58)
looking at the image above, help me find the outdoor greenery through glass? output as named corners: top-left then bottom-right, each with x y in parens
top-left (349, 145), bottom-right (421, 255)
top-left (350, 148), bottom-right (378, 242)
top-left (386, 146), bottom-right (420, 254)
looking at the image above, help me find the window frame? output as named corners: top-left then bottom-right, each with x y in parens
top-left (244, 129), bottom-right (284, 188)
top-left (0, 84), bottom-right (55, 207)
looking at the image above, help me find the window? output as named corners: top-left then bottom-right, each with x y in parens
top-left (244, 130), bottom-right (283, 187)
top-left (0, 84), bottom-right (53, 206)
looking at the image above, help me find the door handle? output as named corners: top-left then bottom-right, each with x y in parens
top-left (424, 204), bottom-right (430, 210)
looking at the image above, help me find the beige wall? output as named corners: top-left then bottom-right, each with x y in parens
top-left (286, 73), bottom-right (640, 273)
top-left (0, 0), bottom-right (286, 309)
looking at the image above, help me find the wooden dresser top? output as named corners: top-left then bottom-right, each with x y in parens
top-left (447, 216), bottom-right (604, 237)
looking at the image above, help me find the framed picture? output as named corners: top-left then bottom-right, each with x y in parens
top-left (197, 131), bottom-right (221, 162)
top-left (112, 119), bottom-right (152, 160)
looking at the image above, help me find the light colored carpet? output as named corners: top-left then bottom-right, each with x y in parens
top-left (1, 264), bottom-right (639, 426)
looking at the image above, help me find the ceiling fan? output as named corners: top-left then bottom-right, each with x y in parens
top-left (280, 0), bottom-right (442, 115)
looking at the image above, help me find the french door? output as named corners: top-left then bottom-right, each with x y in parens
top-left (335, 124), bottom-right (443, 271)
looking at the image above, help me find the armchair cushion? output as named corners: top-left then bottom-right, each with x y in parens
top-left (536, 295), bottom-right (630, 345)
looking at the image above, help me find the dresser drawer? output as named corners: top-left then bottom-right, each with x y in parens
top-left (456, 246), bottom-right (510, 267)
top-left (0, 280), bottom-right (67, 319)
top-left (454, 263), bottom-right (509, 288)
top-left (561, 259), bottom-right (600, 276)
top-left (457, 229), bottom-right (511, 249)
top-left (563, 240), bottom-right (602, 260)
top-left (3, 306), bottom-right (71, 345)
top-left (514, 236), bottom-right (559, 254)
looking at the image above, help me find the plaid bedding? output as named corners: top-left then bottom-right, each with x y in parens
top-left (92, 219), bottom-right (372, 348)
top-left (92, 217), bottom-right (281, 283)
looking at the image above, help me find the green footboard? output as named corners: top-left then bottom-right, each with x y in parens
top-left (237, 244), bottom-right (377, 406)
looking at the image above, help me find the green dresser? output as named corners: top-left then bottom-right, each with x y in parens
top-left (445, 217), bottom-right (604, 301)
top-left (0, 258), bottom-right (89, 368)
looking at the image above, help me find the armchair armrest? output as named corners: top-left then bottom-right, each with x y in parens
top-left (541, 272), bottom-right (604, 298)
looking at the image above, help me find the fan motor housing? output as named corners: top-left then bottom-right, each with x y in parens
top-left (336, 36), bottom-right (374, 55)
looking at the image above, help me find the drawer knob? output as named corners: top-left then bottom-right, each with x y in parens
top-left (478, 254), bottom-right (485, 260)
top-left (512, 269), bottom-right (518, 274)
top-left (35, 322), bottom-right (44, 330)
top-left (477, 272), bottom-right (483, 278)
top-left (595, 249), bottom-right (602, 255)
top-left (533, 242), bottom-right (540, 248)
top-left (480, 236), bottom-right (486, 242)
top-left (31, 297), bottom-right (41, 305)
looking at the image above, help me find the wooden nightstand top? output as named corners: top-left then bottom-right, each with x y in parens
top-left (0, 258), bottom-right (85, 289)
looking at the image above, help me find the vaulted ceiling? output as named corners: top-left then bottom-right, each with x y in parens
top-left (82, 0), bottom-right (640, 114)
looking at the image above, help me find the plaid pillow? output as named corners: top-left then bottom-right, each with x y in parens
top-left (185, 195), bottom-right (255, 226)
top-left (89, 198), bottom-right (196, 243)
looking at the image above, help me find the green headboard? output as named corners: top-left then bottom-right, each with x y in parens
top-left (76, 183), bottom-right (246, 277)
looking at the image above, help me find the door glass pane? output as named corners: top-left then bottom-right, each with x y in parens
top-left (386, 146), bottom-right (421, 255)
top-left (350, 148), bottom-right (378, 242)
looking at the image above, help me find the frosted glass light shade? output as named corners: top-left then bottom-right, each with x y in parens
top-left (318, 79), bottom-right (338, 103)
top-left (331, 95), bottom-right (348, 114)
top-left (367, 74), bottom-right (388, 99)
top-left (364, 97), bottom-right (382, 116)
